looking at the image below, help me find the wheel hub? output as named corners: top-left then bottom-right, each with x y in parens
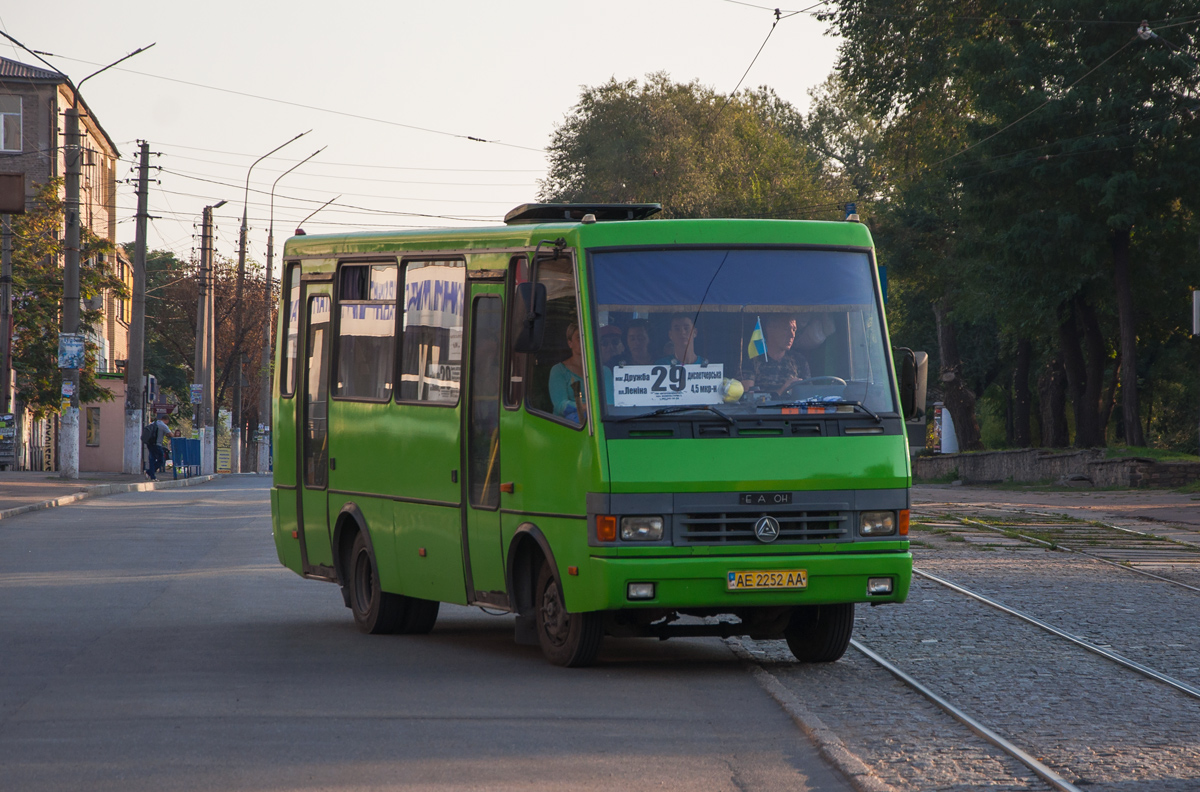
top-left (540, 579), bottom-right (569, 646)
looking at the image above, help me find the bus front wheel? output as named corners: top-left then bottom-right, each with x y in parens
top-left (348, 532), bottom-right (407, 634)
top-left (535, 562), bottom-right (603, 667)
top-left (784, 603), bottom-right (854, 663)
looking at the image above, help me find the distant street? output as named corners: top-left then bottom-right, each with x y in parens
top-left (0, 477), bottom-right (850, 792)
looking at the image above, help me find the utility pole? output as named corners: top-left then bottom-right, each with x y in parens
top-left (59, 99), bottom-right (82, 479)
top-left (196, 202), bottom-right (223, 475)
top-left (233, 131), bottom-right (308, 474)
top-left (54, 44), bottom-right (154, 480)
top-left (1, 212), bottom-right (12, 414)
top-left (256, 229), bottom-right (273, 477)
top-left (123, 141), bottom-right (150, 474)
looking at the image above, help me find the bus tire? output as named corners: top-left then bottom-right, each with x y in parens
top-left (535, 561), bottom-right (602, 667)
top-left (349, 531), bottom-right (407, 634)
top-left (401, 598), bottom-right (440, 635)
top-left (784, 603), bottom-right (854, 663)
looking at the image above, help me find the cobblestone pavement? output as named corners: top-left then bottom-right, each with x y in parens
top-left (741, 516), bottom-right (1200, 792)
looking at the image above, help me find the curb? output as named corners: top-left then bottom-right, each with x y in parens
top-left (0, 474), bottom-right (222, 522)
top-left (725, 637), bottom-right (897, 792)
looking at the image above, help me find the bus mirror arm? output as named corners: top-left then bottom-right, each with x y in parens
top-left (513, 282), bottom-right (548, 353)
top-left (895, 348), bottom-right (928, 421)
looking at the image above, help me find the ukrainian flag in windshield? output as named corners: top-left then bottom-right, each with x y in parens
top-left (748, 316), bottom-right (767, 361)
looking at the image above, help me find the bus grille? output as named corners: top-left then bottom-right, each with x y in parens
top-left (676, 511), bottom-right (849, 545)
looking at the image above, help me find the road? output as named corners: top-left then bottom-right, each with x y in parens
top-left (0, 477), bottom-right (850, 792)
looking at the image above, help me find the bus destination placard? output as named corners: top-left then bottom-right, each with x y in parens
top-left (613, 364), bottom-right (724, 407)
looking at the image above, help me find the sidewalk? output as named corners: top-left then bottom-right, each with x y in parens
top-left (0, 470), bottom-right (221, 521)
top-left (914, 483), bottom-right (1200, 547)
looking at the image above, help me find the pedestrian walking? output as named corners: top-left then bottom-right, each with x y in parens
top-left (142, 417), bottom-right (170, 480)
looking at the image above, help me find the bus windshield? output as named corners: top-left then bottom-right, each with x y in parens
top-left (590, 248), bottom-right (896, 419)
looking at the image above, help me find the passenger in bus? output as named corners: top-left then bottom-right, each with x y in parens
top-left (549, 323), bottom-right (585, 418)
top-left (549, 323), bottom-right (613, 422)
top-left (739, 314), bottom-right (811, 395)
top-left (795, 312), bottom-right (837, 351)
top-left (621, 319), bottom-right (654, 366)
top-left (599, 324), bottom-right (625, 366)
top-left (655, 314), bottom-right (708, 366)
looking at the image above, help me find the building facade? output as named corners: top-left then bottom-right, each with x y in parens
top-left (1, 57), bottom-right (134, 471)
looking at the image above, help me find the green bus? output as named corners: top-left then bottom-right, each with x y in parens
top-left (271, 203), bottom-right (926, 666)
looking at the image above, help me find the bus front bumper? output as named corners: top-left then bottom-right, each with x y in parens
top-left (569, 551), bottom-right (912, 612)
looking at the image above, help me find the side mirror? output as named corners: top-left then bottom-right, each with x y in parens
top-left (513, 282), bottom-right (548, 353)
top-left (896, 348), bottom-right (928, 421)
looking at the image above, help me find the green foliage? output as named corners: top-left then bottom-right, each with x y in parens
top-left (132, 247), bottom-right (195, 408)
top-left (540, 73), bottom-right (839, 219)
top-left (821, 0), bottom-right (1200, 451)
top-left (10, 179), bottom-right (125, 418)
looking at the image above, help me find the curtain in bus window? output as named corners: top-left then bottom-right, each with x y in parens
top-left (335, 264), bottom-right (397, 400)
top-left (399, 260), bottom-right (466, 403)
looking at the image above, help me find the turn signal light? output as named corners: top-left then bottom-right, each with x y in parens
top-left (899, 509), bottom-right (910, 536)
top-left (596, 515), bottom-right (617, 542)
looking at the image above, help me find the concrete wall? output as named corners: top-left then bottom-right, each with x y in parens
top-left (914, 448), bottom-right (1200, 489)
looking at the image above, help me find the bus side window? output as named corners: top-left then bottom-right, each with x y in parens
top-left (505, 256), bottom-right (529, 409)
top-left (398, 259), bottom-right (466, 405)
top-left (280, 263), bottom-right (301, 397)
top-left (334, 262), bottom-right (397, 401)
top-left (524, 257), bottom-right (582, 425)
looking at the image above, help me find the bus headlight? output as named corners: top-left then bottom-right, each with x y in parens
top-left (620, 516), bottom-right (664, 541)
top-left (860, 511), bottom-right (896, 536)
top-left (868, 577), bottom-right (894, 595)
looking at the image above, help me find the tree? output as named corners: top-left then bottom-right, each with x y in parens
top-left (540, 73), bottom-right (838, 219)
top-left (821, 0), bottom-right (1200, 449)
top-left (136, 247), bottom-right (275, 437)
top-left (10, 179), bottom-right (125, 418)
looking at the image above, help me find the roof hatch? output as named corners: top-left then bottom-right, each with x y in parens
top-left (503, 203), bottom-right (662, 225)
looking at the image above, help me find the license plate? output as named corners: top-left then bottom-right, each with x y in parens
top-left (727, 569), bottom-right (808, 590)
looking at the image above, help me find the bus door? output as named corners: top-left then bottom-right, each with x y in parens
top-left (463, 286), bottom-right (507, 603)
top-left (298, 285), bottom-right (335, 578)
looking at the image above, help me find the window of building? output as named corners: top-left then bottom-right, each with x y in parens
top-left (86, 407), bottom-right (100, 446)
top-left (334, 262), bottom-right (397, 401)
top-left (0, 96), bottom-right (19, 152)
top-left (398, 259), bottom-right (465, 404)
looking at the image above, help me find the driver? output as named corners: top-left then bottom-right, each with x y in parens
top-left (738, 314), bottom-right (811, 395)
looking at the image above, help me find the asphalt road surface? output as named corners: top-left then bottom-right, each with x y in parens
top-left (0, 477), bottom-right (851, 792)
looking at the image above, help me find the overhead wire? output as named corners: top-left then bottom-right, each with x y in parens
top-left (925, 33), bottom-right (1142, 171)
top-left (155, 167), bottom-right (515, 211)
top-left (151, 141), bottom-right (544, 173)
top-left (157, 153), bottom-right (534, 187)
top-left (34, 53), bottom-right (546, 154)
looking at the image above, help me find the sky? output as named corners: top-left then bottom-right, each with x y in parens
top-left (1, 1), bottom-right (843, 275)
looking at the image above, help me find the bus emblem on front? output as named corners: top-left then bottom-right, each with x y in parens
top-left (753, 516), bottom-right (780, 543)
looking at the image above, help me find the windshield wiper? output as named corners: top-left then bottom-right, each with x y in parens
top-left (613, 404), bottom-right (737, 425)
top-left (763, 398), bottom-right (882, 424)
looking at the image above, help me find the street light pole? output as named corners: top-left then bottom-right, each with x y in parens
top-left (232, 131), bottom-right (308, 474)
top-left (258, 146), bottom-right (324, 476)
top-left (58, 44), bottom-right (154, 479)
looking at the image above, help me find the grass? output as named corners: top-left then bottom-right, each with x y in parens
top-left (1105, 446), bottom-right (1200, 463)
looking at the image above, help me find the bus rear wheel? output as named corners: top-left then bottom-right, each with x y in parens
top-left (784, 603), bottom-right (854, 663)
top-left (535, 562), bottom-right (602, 667)
top-left (348, 532), bottom-right (407, 634)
